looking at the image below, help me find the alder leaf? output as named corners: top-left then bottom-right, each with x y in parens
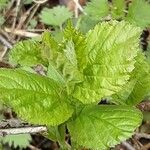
top-left (73, 21), bottom-right (141, 104)
top-left (68, 105), bottom-right (142, 150)
top-left (9, 40), bottom-right (48, 67)
top-left (110, 52), bottom-right (150, 105)
top-left (0, 69), bottom-right (73, 126)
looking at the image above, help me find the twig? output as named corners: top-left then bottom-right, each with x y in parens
top-left (28, 144), bottom-right (41, 150)
top-left (27, 29), bottom-right (46, 32)
top-left (0, 35), bottom-right (12, 49)
top-left (12, 0), bottom-right (21, 30)
top-left (4, 28), bottom-right (40, 38)
top-left (122, 141), bottom-right (135, 150)
top-left (74, 0), bottom-right (79, 18)
top-left (0, 126), bottom-right (47, 136)
top-left (141, 143), bottom-right (150, 150)
top-left (135, 133), bottom-right (150, 139)
top-left (0, 29), bottom-right (15, 44)
top-left (16, 4), bottom-right (36, 29)
top-left (0, 46), bottom-right (8, 61)
top-left (73, 0), bottom-right (86, 15)
top-left (24, 4), bottom-right (40, 28)
top-left (33, 0), bottom-right (48, 4)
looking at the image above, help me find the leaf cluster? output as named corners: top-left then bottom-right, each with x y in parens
top-left (39, 0), bottom-right (150, 33)
top-left (0, 21), bottom-right (148, 149)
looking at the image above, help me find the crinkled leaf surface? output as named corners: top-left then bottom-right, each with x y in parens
top-left (9, 40), bottom-right (48, 67)
top-left (110, 52), bottom-right (150, 105)
top-left (68, 105), bottom-right (142, 150)
top-left (126, 0), bottom-right (150, 28)
top-left (110, 52), bottom-right (147, 105)
top-left (0, 69), bottom-right (73, 126)
top-left (64, 22), bottom-right (87, 71)
top-left (73, 21), bottom-right (141, 104)
top-left (43, 31), bottom-right (84, 92)
top-left (39, 6), bottom-right (73, 27)
top-left (126, 64), bottom-right (150, 105)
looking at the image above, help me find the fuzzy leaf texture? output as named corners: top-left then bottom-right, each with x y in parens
top-left (0, 134), bottom-right (31, 148)
top-left (110, 52), bottom-right (146, 104)
top-left (126, 61), bottom-right (150, 105)
top-left (111, 0), bottom-right (126, 19)
top-left (126, 0), bottom-right (150, 28)
top-left (9, 40), bottom-right (48, 67)
top-left (68, 105), bottom-right (142, 150)
top-left (110, 52), bottom-right (150, 105)
top-left (84, 0), bottom-right (109, 20)
top-left (63, 21), bottom-right (87, 71)
top-left (39, 6), bottom-right (73, 27)
top-left (73, 21), bottom-right (141, 104)
top-left (43, 31), bottom-right (84, 93)
top-left (0, 69), bottom-right (73, 126)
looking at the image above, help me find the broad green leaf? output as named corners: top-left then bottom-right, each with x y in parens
top-left (68, 105), bottom-right (142, 150)
top-left (110, 52), bottom-right (148, 105)
top-left (111, 52), bottom-right (150, 105)
top-left (64, 22), bottom-right (87, 70)
top-left (0, 69), bottom-right (73, 126)
top-left (0, 134), bottom-right (31, 148)
top-left (84, 0), bottom-right (109, 20)
top-left (112, 0), bottom-right (126, 19)
top-left (126, 0), bottom-right (150, 28)
top-left (127, 76), bottom-right (150, 105)
top-left (9, 40), bottom-right (48, 67)
top-left (73, 21), bottom-right (141, 104)
top-left (126, 68), bottom-right (150, 105)
top-left (39, 6), bottom-right (73, 27)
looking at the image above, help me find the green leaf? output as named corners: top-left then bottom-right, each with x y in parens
top-left (84, 0), bottom-right (109, 20)
top-left (73, 21), bottom-right (141, 104)
top-left (0, 134), bottom-right (31, 148)
top-left (9, 40), bottom-right (48, 67)
top-left (68, 105), bottom-right (142, 150)
top-left (126, 66), bottom-right (150, 105)
top-left (39, 6), bottom-right (73, 27)
top-left (64, 21), bottom-right (87, 70)
top-left (47, 124), bottom-right (67, 148)
top-left (126, 0), bottom-right (150, 28)
top-left (112, 0), bottom-right (126, 19)
top-left (0, 69), bottom-right (73, 126)
top-left (42, 31), bottom-right (83, 92)
top-left (110, 52), bottom-right (150, 105)
top-left (110, 52), bottom-right (147, 105)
